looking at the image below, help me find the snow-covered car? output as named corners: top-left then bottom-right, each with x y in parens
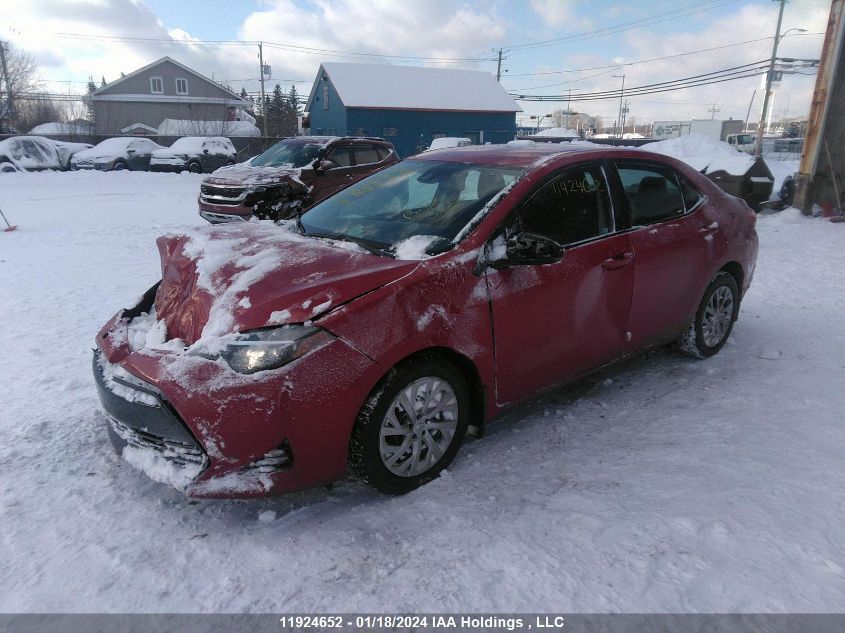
top-left (149, 137), bottom-right (237, 173)
top-left (427, 137), bottom-right (471, 151)
top-left (71, 137), bottom-right (164, 171)
top-left (94, 143), bottom-right (758, 499)
top-left (197, 136), bottom-right (398, 224)
top-left (51, 141), bottom-right (93, 170)
top-left (0, 136), bottom-right (62, 172)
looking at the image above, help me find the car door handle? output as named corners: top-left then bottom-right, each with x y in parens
top-left (346, 174), bottom-right (355, 180)
top-left (601, 252), bottom-right (634, 270)
top-left (699, 222), bottom-right (719, 236)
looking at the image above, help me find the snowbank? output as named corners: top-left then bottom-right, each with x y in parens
top-left (158, 119), bottom-right (260, 137)
top-left (642, 133), bottom-right (754, 175)
top-left (535, 127), bottom-right (578, 137)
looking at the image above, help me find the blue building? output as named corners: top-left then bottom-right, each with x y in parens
top-left (304, 62), bottom-right (520, 157)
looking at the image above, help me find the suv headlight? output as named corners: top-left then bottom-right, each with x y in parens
top-left (208, 325), bottom-right (334, 374)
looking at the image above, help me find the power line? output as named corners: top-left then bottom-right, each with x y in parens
top-left (503, 0), bottom-right (741, 51)
top-left (503, 32), bottom-right (823, 78)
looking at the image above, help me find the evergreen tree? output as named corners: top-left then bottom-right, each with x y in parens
top-left (86, 75), bottom-right (97, 123)
top-left (100, 76), bottom-right (107, 88)
top-left (288, 85), bottom-right (301, 116)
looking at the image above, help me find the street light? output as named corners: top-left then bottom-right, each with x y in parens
top-left (754, 0), bottom-right (807, 156)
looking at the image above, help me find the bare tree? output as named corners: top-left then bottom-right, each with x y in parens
top-left (1, 42), bottom-right (43, 128)
top-left (15, 99), bottom-right (65, 132)
top-left (550, 109), bottom-right (567, 128)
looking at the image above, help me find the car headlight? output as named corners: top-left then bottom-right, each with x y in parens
top-left (210, 325), bottom-right (334, 374)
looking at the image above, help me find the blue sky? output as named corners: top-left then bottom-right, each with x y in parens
top-left (7, 0), bottom-right (831, 126)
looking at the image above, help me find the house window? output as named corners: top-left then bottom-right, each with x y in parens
top-left (322, 86), bottom-right (329, 110)
top-left (150, 77), bottom-right (163, 94)
top-left (175, 78), bottom-right (188, 95)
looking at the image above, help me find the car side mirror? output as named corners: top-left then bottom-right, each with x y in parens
top-left (489, 231), bottom-right (564, 269)
top-left (315, 159), bottom-right (335, 173)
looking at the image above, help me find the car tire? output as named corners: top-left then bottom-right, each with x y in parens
top-left (348, 354), bottom-right (470, 495)
top-left (226, 159), bottom-right (235, 166)
top-left (0, 162), bottom-right (17, 173)
top-left (187, 161), bottom-right (202, 174)
top-left (678, 271), bottom-right (740, 358)
top-left (113, 160), bottom-right (128, 171)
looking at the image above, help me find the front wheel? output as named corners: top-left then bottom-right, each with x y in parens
top-left (113, 160), bottom-right (128, 171)
top-left (678, 271), bottom-right (740, 358)
top-left (187, 161), bottom-right (202, 174)
top-left (348, 356), bottom-right (469, 494)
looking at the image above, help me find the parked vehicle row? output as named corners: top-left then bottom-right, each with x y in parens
top-left (94, 143), bottom-right (759, 500)
top-left (0, 135), bottom-right (237, 173)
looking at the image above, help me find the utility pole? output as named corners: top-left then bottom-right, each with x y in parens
top-left (0, 41), bottom-right (15, 125)
top-left (258, 42), bottom-right (268, 138)
top-left (755, 0), bottom-right (786, 157)
top-left (707, 103), bottom-right (721, 119)
top-left (744, 89), bottom-right (757, 131)
top-left (612, 73), bottom-right (625, 145)
top-left (495, 48), bottom-right (504, 82)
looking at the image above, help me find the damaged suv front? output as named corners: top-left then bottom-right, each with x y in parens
top-left (197, 136), bottom-right (397, 224)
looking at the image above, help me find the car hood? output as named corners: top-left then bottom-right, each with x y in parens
top-left (154, 222), bottom-right (417, 345)
top-left (204, 163), bottom-right (310, 186)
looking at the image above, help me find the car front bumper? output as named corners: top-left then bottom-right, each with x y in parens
top-left (150, 158), bottom-right (188, 172)
top-left (94, 310), bottom-right (385, 498)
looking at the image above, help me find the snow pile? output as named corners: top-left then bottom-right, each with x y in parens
top-left (29, 121), bottom-right (93, 135)
top-left (393, 235), bottom-right (440, 260)
top-left (158, 119), bottom-right (259, 137)
top-left (642, 133), bottom-right (753, 175)
top-left (535, 127), bottom-right (578, 137)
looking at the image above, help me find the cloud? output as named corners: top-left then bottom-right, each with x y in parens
top-left (509, 1), bottom-right (829, 125)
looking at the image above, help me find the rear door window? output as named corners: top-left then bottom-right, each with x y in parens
top-left (614, 162), bottom-right (686, 224)
top-left (354, 146), bottom-right (381, 165)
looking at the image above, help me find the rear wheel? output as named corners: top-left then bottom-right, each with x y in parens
top-left (113, 160), bottom-right (128, 171)
top-left (678, 271), bottom-right (740, 358)
top-left (0, 162), bottom-right (17, 173)
top-left (348, 355), bottom-right (469, 494)
top-left (187, 160), bottom-right (202, 174)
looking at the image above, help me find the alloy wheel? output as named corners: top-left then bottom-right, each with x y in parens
top-left (378, 377), bottom-right (459, 477)
top-left (702, 285), bottom-right (734, 348)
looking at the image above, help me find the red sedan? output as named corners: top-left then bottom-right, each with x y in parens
top-left (94, 143), bottom-right (758, 497)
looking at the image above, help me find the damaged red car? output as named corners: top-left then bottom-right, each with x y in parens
top-left (94, 143), bottom-right (758, 498)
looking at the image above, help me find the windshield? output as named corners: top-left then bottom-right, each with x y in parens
top-left (168, 137), bottom-right (205, 152)
top-left (90, 138), bottom-right (134, 153)
top-left (736, 134), bottom-right (753, 145)
top-left (300, 159), bottom-right (524, 255)
top-left (251, 141), bottom-right (324, 168)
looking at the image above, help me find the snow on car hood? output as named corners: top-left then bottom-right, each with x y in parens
top-left (203, 163), bottom-right (308, 186)
top-left (154, 222), bottom-right (417, 345)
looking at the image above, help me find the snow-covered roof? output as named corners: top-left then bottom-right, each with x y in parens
top-left (306, 63), bottom-right (521, 113)
top-left (30, 122), bottom-right (94, 135)
top-left (534, 127), bottom-right (579, 137)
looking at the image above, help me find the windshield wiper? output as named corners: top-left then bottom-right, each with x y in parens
top-left (305, 230), bottom-right (394, 258)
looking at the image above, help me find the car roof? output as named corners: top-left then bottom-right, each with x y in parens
top-left (410, 142), bottom-right (668, 169)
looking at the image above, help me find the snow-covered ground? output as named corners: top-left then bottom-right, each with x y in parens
top-left (1, 167), bottom-right (844, 613)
